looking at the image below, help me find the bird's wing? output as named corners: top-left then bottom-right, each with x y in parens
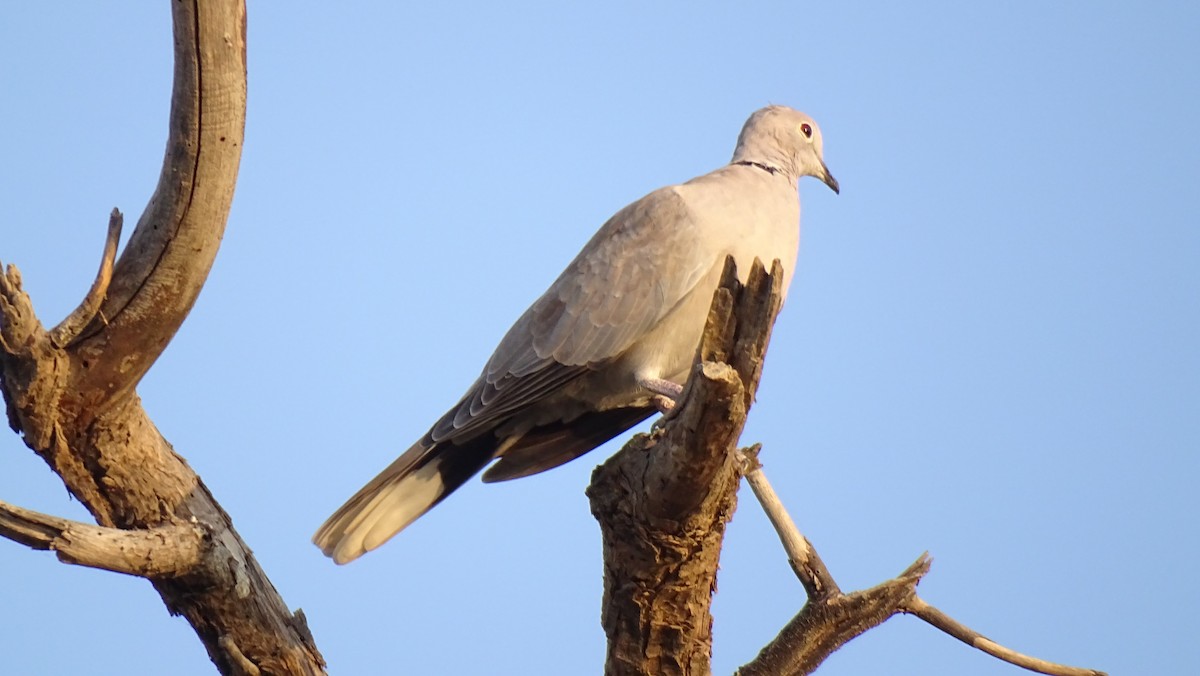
top-left (431, 186), bottom-right (718, 443)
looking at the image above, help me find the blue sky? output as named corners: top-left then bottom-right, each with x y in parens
top-left (1, 2), bottom-right (1197, 674)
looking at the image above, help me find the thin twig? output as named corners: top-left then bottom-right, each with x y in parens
top-left (904, 597), bottom-right (1108, 676)
top-left (737, 445), bottom-right (840, 598)
top-left (0, 498), bottom-right (206, 579)
top-left (737, 448), bottom-right (1106, 676)
top-left (49, 208), bottom-right (122, 347)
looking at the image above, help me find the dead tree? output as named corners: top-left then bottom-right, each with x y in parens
top-left (589, 258), bottom-right (1107, 676)
top-left (0, 3), bottom-right (1104, 675)
top-left (0, 2), bottom-right (324, 674)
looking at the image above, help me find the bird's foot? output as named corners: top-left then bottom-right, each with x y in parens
top-left (650, 395), bottom-right (676, 415)
top-left (639, 377), bottom-right (683, 401)
top-left (639, 377), bottom-right (684, 423)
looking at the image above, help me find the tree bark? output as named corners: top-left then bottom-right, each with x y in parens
top-left (0, 6), bottom-right (1111, 675)
top-left (589, 258), bottom-right (1107, 676)
top-left (588, 257), bottom-right (783, 676)
top-left (0, 2), bottom-right (325, 674)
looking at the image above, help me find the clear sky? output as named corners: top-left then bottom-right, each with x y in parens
top-left (1, 3), bottom-right (1196, 675)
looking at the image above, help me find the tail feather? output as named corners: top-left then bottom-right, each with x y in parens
top-left (313, 436), bottom-right (496, 564)
top-left (314, 406), bottom-right (658, 563)
top-left (481, 406), bottom-right (655, 482)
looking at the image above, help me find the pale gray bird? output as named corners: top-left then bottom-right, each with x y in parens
top-left (314, 105), bottom-right (838, 563)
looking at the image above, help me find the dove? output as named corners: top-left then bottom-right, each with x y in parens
top-left (314, 105), bottom-right (838, 563)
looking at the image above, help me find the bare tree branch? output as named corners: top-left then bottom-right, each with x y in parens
top-left (737, 556), bottom-right (932, 676)
top-left (904, 598), bottom-right (1107, 676)
top-left (738, 445), bottom-right (840, 599)
top-left (589, 253), bottom-right (1105, 676)
top-left (736, 455), bottom-right (1108, 676)
top-left (49, 208), bottom-right (122, 348)
top-left (0, 498), bottom-right (206, 578)
top-left (0, 2), bottom-right (325, 674)
top-left (1, 6), bottom-right (1110, 674)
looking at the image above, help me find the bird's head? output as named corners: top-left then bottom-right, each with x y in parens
top-left (732, 105), bottom-right (839, 194)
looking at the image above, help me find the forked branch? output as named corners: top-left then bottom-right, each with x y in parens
top-left (589, 253), bottom-right (1104, 676)
top-left (736, 454), bottom-right (1107, 676)
top-left (0, 2), bottom-right (325, 674)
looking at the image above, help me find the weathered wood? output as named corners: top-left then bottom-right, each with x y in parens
top-left (736, 556), bottom-right (930, 676)
top-left (0, 2), bottom-right (325, 673)
top-left (587, 257), bottom-right (784, 676)
top-left (587, 253), bottom-right (1106, 676)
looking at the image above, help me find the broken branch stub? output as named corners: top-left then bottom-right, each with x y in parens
top-left (588, 256), bottom-right (785, 676)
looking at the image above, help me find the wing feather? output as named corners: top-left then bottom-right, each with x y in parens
top-left (437, 186), bottom-right (716, 442)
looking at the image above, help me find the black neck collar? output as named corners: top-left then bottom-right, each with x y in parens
top-left (734, 160), bottom-right (779, 175)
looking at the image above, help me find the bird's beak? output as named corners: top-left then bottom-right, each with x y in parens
top-left (819, 161), bottom-right (840, 194)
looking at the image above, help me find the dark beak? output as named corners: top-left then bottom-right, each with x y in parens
top-left (819, 161), bottom-right (840, 194)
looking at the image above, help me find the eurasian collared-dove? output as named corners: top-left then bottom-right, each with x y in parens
top-left (314, 105), bottom-right (838, 564)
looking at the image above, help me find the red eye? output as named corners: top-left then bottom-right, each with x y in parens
top-left (801, 123), bottom-right (813, 138)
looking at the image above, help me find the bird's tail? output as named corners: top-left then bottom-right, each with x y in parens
top-left (313, 436), bottom-right (496, 564)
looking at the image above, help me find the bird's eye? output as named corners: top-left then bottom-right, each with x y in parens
top-left (800, 123), bottom-right (813, 138)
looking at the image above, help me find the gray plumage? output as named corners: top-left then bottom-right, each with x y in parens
top-left (314, 105), bottom-right (838, 564)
